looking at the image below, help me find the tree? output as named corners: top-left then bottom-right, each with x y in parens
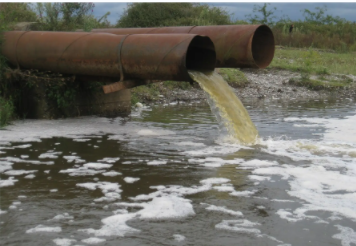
top-left (245, 3), bottom-right (277, 26)
top-left (301, 5), bottom-right (345, 25)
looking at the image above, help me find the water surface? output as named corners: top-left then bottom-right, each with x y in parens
top-left (1, 97), bottom-right (356, 246)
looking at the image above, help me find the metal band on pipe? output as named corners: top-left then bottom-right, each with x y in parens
top-left (117, 34), bottom-right (130, 81)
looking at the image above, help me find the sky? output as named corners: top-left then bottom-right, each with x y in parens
top-left (92, 2), bottom-right (356, 25)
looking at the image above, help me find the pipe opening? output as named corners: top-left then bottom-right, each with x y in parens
top-left (251, 25), bottom-right (275, 69)
top-left (186, 35), bottom-right (216, 72)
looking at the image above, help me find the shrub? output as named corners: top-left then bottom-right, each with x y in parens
top-left (117, 3), bottom-right (232, 27)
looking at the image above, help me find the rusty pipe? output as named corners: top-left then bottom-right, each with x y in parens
top-left (0, 31), bottom-right (216, 82)
top-left (92, 25), bottom-right (275, 69)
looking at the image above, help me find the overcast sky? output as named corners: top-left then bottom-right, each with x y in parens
top-left (92, 2), bottom-right (356, 25)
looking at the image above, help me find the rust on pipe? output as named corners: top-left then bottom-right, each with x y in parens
top-left (1, 31), bottom-right (216, 82)
top-left (92, 25), bottom-right (275, 69)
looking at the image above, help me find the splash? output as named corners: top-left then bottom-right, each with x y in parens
top-left (188, 70), bottom-right (258, 144)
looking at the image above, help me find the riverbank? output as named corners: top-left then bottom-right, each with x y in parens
top-left (133, 68), bottom-right (356, 106)
top-left (133, 46), bottom-right (356, 105)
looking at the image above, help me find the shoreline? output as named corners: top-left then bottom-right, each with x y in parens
top-left (139, 68), bottom-right (356, 106)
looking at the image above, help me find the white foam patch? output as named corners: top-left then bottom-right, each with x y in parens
top-left (147, 160), bottom-right (167, 166)
top-left (39, 151), bottom-right (62, 159)
top-left (73, 138), bottom-right (91, 142)
top-left (124, 177), bottom-right (140, 183)
top-left (137, 129), bottom-right (175, 136)
top-left (238, 159), bottom-right (278, 169)
top-left (184, 145), bottom-right (242, 156)
top-left (4, 170), bottom-right (37, 176)
top-left (0, 156), bottom-right (54, 165)
top-left (230, 190), bottom-right (257, 197)
top-left (175, 141), bottom-right (205, 147)
top-left (63, 156), bottom-right (83, 163)
top-left (0, 209), bottom-right (7, 215)
top-left (79, 213), bottom-right (139, 237)
top-left (53, 238), bottom-right (77, 246)
top-left (0, 161), bottom-right (13, 173)
top-left (76, 182), bottom-right (122, 202)
top-left (21, 155), bottom-right (29, 159)
top-left (59, 167), bottom-right (105, 176)
top-left (14, 144), bottom-right (32, 149)
top-left (24, 174), bottom-right (36, 179)
top-left (0, 177), bottom-right (18, 187)
top-left (18, 195), bottom-right (27, 199)
top-left (83, 163), bottom-right (113, 169)
top-left (215, 219), bottom-right (261, 234)
top-left (131, 177), bottom-right (231, 202)
top-left (81, 237), bottom-right (106, 244)
top-left (201, 203), bottom-right (243, 217)
top-left (97, 157), bottom-right (120, 163)
top-left (285, 114), bottom-right (356, 143)
top-left (173, 234), bottom-right (186, 242)
top-left (102, 171), bottom-right (122, 177)
top-left (248, 175), bottom-right (271, 181)
top-left (188, 157), bottom-right (244, 168)
top-left (26, 225), bottom-right (62, 233)
top-left (50, 213), bottom-right (74, 221)
top-left (137, 196), bottom-right (195, 219)
top-left (332, 225), bottom-right (356, 246)
top-left (50, 189), bottom-right (58, 192)
top-left (122, 161), bottom-right (131, 165)
top-left (213, 184), bottom-right (235, 192)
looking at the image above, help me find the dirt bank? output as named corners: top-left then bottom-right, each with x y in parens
top-left (145, 69), bottom-right (356, 105)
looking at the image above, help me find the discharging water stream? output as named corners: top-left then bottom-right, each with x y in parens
top-left (1, 79), bottom-right (356, 245)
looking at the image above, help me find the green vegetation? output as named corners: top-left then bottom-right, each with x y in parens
top-left (0, 96), bottom-right (14, 127)
top-left (270, 46), bottom-right (356, 76)
top-left (218, 68), bottom-right (249, 88)
top-left (117, 3), bottom-right (232, 27)
top-left (0, 3), bottom-right (112, 127)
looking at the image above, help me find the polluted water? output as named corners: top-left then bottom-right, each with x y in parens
top-left (189, 70), bottom-right (258, 144)
top-left (1, 79), bottom-right (356, 245)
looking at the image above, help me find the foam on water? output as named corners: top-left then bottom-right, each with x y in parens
top-left (0, 177), bottom-right (18, 187)
top-left (137, 196), bottom-right (195, 219)
top-left (53, 238), bottom-right (77, 246)
top-left (123, 177), bottom-right (140, 183)
top-left (201, 203), bottom-right (243, 217)
top-left (332, 225), bottom-right (356, 246)
top-left (26, 225), bottom-right (62, 233)
top-left (147, 160), bottom-right (167, 166)
top-left (102, 171), bottom-right (122, 177)
top-left (81, 237), bottom-right (106, 244)
top-left (4, 170), bottom-right (37, 176)
top-left (97, 157), bottom-right (120, 163)
top-left (83, 163), bottom-right (112, 169)
top-left (76, 182), bottom-right (122, 202)
top-left (173, 234), bottom-right (186, 242)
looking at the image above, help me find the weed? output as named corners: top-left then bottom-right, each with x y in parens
top-left (218, 68), bottom-right (249, 88)
top-left (0, 96), bottom-right (14, 128)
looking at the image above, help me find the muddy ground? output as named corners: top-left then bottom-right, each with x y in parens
top-left (150, 69), bottom-right (356, 105)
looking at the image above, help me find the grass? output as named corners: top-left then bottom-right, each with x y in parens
top-left (0, 96), bottom-right (14, 128)
top-left (218, 68), bottom-right (249, 88)
top-left (270, 46), bottom-right (356, 76)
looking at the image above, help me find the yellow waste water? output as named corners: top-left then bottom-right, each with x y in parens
top-left (188, 70), bottom-right (258, 144)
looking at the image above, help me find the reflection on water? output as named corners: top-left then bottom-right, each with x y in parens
top-left (1, 97), bottom-right (356, 246)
